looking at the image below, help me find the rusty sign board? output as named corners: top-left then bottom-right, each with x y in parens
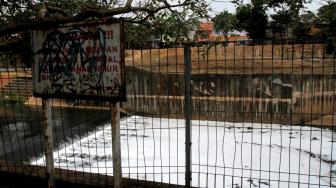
top-left (31, 20), bottom-right (125, 101)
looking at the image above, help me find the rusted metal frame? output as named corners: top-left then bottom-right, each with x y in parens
top-left (111, 102), bottom-right (122, 188)
top-left (42, 98), bottom-right (55, 188)
top-left (184, 45), bottom-right (192, 187)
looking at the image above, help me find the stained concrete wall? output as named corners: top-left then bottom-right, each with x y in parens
top-left (125, 67), bottom-right (335, 125)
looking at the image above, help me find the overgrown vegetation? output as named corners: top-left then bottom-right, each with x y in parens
top-left (0, 94), bottom-right (25, 104)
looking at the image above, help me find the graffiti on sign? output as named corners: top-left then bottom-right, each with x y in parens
top-left (32, 21), bottom-right (125, 101)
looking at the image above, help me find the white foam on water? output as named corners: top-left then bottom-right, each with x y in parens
top-left (32, 116), bottom-right (336, 188)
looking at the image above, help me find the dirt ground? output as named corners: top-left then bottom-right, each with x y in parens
top-left (307, 112), bottom-right (336, 127)
top-left (125, 44), bottom-right (335, 75)
top-left (0, 71), bottom-right (30, 87)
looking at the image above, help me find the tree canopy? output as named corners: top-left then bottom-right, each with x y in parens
top-left (0, 0), bottom-right (208, 41)
top-left (235, 2), bottom-right (268, 40)
top-left (1, 0), bottom-right (335, 47)
top-left (0, 0), bottom-right (211, 66)
top-left (269, 10), bottom-right (292, 38)
top-left (317, 1), bottom-right (336, 38)
top-left (212, 0), bottom-right (335, 40)
top-left (212, 10), bottom-right (236, 40)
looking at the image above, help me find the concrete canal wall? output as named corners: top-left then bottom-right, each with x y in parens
top-left (125, 67), bottom-right (335, 125)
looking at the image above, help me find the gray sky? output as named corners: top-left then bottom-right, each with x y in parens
top-left (208, 0), bottom-right (324, 16)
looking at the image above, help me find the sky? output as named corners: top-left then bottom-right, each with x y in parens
top-left (208, 0), bottom-right (324, 16)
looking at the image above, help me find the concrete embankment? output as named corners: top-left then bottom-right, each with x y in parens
top-left (126, 67), bottom-right (335, 125)
top-left (1, 67), bottom-right (335, 125)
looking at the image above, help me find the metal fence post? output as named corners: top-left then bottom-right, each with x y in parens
top-left (111, 102), bottom-right (122, 188)
top-left (42, 98), bottom-right (55, 188)
top-left (184, 45), bottom-right (192, 187)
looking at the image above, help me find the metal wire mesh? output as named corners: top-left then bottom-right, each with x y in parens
top-left (0, 40), bottom-right (335, 187)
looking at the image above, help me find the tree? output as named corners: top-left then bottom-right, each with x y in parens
top-left (266, 0), bottom-right (311, 20)
top-left (292, 11), bottom-right (316, 40)
top-left (235, 2), bottom-right (268, 39)
top-left (124, 10), bottom-right (200, 48)
top-left (152, 11), bottom-right (200, 43)
top-left (316, 1), bottom-right (336, 37)
top-left (269, 10), bottom-right (292, 38)
top-left (124, 22), bottom-right (154, 48)
top-left (212, 11), bottom-right (237, 40)
top-left (0, 0), bottom-right (209, 44)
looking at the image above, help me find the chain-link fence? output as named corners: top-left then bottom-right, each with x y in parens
top-left (0, 39), bottom-right (335, 187)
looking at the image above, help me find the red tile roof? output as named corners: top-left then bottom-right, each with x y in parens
top-left (198, 35), bottom-right (250, 42)
top-left (228, 35), bottom-right (249, 41)
top-left (196, 22), bottom-right (249, 42)
top-left (199, 22), bottom-right (214, 30)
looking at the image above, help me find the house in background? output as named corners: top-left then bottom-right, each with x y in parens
top-left (195, 22), bottom-right (216, 42)
top-left (194, 22), bottom-right (250, 44)
top-left (227, 35), bottom-right (250, 45)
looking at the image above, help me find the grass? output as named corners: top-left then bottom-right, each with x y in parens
top-left (0, 93), bottom-right (26, 104)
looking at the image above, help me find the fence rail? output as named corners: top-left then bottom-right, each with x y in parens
top-left (0, 40), bottom-right (335, 187)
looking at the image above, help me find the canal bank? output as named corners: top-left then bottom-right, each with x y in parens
top-left (0, 104), bottom-right (111, 162)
